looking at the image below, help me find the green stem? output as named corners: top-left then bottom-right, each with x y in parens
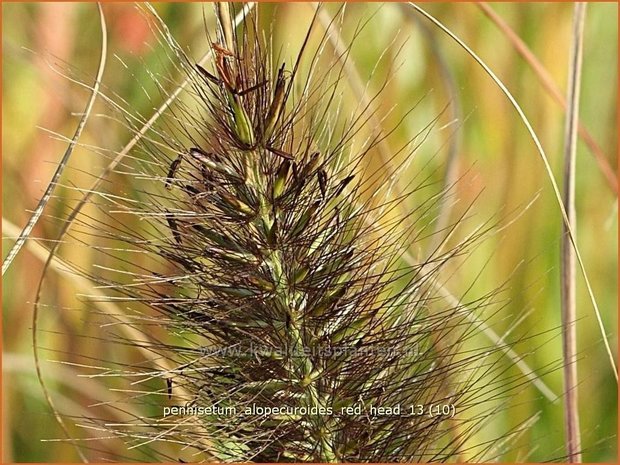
top-left (265, 248), bottom-right (337, 462)
top-left (254, 178), bottom-right (337, 462)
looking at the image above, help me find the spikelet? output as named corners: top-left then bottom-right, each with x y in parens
top-left (60, 4), bottom-right (541, 462)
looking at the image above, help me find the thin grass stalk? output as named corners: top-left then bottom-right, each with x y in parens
top-left (560, 3), bottom-right (586, 462)
top-left (397, 3), bottom-right (462, 251)
top-left (398, 5), bottom-right (559, 402)
top-left (24, 6), bottom-right (107, 462)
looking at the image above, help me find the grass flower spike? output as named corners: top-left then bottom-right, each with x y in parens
top-left (10, 3), bottom-right (615, 463)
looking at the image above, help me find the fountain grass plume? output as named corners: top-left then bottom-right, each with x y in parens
top-left (51, 3), bottom-right (548, 462)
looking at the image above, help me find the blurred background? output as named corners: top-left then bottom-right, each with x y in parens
top-left (2, 2), bottom-right (617, 462)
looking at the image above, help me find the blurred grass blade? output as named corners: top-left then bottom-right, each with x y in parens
top-left (398, 4), bottom-right (462, 250)
top-left (407, 2), bottom-right (618, 382)
top-left (1, 4), bottom-right (108, 278)
top-left (314, 3), bottom-right (399, 189)
top-left (561, 3), bottom-right (586, 462)
top-left (477, 2), bottom-right (617, 195)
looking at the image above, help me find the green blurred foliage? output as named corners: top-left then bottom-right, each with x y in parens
top-left (2, 2), bottom-right (617, 462)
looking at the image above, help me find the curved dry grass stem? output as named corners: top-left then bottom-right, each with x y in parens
top-left (1, 5), bottom-right (107, 277)
top-left (28, 5), bottom-right (107, 462)
top-left (407, 2), bottom-right (617, 382)
top-left (477, 2), bottom-right (617, 195)
top-left (561, 3), bottom-right (586, 461)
